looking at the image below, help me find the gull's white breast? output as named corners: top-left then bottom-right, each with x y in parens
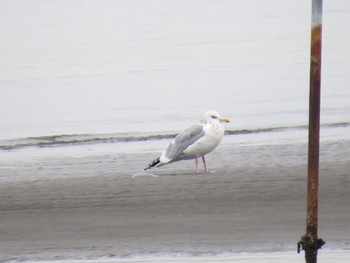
top-left (183, 123), bottom-right (225, 157)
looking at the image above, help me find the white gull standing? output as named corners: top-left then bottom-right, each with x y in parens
top-left (145, 111), bottom-right (230, 173)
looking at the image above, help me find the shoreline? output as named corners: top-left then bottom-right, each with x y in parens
top-left (16, 251), bottom-right (350, 263)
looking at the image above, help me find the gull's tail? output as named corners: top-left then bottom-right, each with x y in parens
top-left (144, 157), bottom-right (161, 171)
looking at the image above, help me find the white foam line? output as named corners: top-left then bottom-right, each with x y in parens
top-left (24, 251), bottom-right (350, 263)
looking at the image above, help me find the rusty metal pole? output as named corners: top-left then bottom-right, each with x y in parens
top-left (298, 0), bottom-right (325, 262)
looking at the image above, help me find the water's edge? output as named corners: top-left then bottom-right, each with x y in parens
top-left (1, 122), bottom-right (348, 151)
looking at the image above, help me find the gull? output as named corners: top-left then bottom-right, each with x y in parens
top-left (144, 111), bottom-right (230, 173)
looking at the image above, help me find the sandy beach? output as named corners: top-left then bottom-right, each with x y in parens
top-left (1, 139), bottom-right (349, 262)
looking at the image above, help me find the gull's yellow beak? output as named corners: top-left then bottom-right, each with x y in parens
top-left (219, 117), bottom-right (230, 123)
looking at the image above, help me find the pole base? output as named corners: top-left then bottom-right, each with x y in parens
top-left (298, 233), bottom-right (325, 263)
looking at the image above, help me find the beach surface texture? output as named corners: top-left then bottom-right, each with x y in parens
top-left (1, 138), bottom-right (349, 262)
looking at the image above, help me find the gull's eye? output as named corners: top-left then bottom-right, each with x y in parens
top-left (211, 115), bottom-right (218, 119)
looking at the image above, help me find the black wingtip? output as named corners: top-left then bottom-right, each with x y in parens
top-left (144, 157), bottom-right (161, 171)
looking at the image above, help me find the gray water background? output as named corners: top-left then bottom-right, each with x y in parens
top-left (0, 0), bottom-right (349, 152)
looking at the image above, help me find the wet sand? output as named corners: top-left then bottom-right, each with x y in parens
top-left (0, 141), bottom-right (349, 261)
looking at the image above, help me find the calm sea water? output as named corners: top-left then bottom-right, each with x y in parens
top-left (0, 0), bottom-right (349, 151)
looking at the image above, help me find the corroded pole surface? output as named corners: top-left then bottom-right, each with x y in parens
top-left (308, 21), bottom-right (321, 244)
top-left (298, 0), bottom-right (325, 262)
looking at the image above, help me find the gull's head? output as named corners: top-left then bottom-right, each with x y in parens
top-left (201, 110), bottom-right (230, 124)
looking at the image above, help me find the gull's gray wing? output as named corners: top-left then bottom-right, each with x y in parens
top-left (162, 124), bottom-right (205, 162)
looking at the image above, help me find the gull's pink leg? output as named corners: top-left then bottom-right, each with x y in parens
top-left (202, 156), bottom-right (207, 173)
top-left (195, 157), bottom-right (199, 174)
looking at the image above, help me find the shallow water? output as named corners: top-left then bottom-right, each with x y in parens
top-left (0, 0), bottom-right (349, 144)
